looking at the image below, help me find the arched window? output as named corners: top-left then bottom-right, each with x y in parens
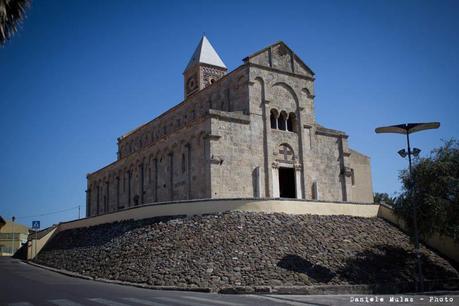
top-left (181, 153), bottom-right (186, 173)
top-left (287, 112), bottom-right (296, 132)
top-left (278, 111), bottom-right (287, 131)
top-left (270, 109), bottom-right (278, 129)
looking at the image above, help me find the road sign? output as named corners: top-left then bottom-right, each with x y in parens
top-left (32, 221), bottom-right (40, 230)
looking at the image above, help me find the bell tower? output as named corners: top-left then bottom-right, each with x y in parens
top-left (183, 36), bottom-right (227, 98)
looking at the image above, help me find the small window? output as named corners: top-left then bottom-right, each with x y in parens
top-left (278, 111), bottom-right (287, 131)
top-left (287, 112), bottom-right (296, 132)
top-left (351, 168), bottom-right (355, 186)
top-left (181, 153), bottom-right (186, 173)
top-left (312, 181), bottom-right (319, 200)
top-left (270, 109), bottom-right (278, 129)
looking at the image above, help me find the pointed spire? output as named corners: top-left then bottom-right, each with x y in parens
top-left (184, 36), bottom-right (226, 72)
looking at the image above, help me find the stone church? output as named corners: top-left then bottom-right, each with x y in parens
top-left (86, 36), bottom-right (373, 217)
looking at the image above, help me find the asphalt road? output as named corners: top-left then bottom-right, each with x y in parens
top-left (0, 257), bottom-right (457, 306)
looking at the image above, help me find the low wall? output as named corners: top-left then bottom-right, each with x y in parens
top-left (28, 226), bottom-right (57, 259)
top-left (30, 199), bottom-right (459, 264)
top-left (58, 198), bottom-right (380, 232)
top-left (377, 204), bottom-right (459, 263)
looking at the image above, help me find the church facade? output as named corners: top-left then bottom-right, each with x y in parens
top-left (86, 37), bottom-right (373, 217)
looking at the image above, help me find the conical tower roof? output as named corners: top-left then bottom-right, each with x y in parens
top-left (184, 36), bottom-right (226, 72)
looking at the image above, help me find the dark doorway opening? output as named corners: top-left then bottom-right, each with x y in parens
top-left (279, 167), bottom-right (296, 198)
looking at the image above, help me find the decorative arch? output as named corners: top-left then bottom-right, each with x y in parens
top-left (254, 76), bottom-right (266, 106)
top-left (272, 82), bottom-right (299, 107)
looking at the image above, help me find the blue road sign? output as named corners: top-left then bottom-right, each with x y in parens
top-left (32, 221), bottom-right (40, 230)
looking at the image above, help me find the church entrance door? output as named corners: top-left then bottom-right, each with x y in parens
top-left (278, 167), bottom-right (296, 198)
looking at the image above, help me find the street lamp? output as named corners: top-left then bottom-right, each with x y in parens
top-left (375, 122), bottom-right (440, 293)
top-left (11, 216), bottom-right (15, 256)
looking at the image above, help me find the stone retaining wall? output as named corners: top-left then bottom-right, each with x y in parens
top-left (34, 211), bottom-right (458, 291)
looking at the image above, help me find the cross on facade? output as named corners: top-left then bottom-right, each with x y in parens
top-left (279, 146), bottom-right (293, 160)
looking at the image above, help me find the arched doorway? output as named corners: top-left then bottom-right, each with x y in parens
top-left (275, 144), bottom-right (297, 199)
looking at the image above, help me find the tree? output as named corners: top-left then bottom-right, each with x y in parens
top-left (394, 139), bottom-right (459, 241)
top-left (0, 0), bottom-right (30, 46)
top-left (374, 192), bottom-right (395, 206)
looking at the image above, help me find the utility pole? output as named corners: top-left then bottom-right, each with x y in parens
top-left (11, 216), bottom-right (15, 256)
top-left (78, 205), bottom-right (81, 219)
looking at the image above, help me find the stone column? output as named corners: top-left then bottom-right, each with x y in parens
top-left (128, 170), bottom-right (132, 206)
top-left (168, 152), bottom-right (174, 201)
top-left (85, 188), bottom-right (91, 217)
top-left (186, 143), bottom-right (192, 200)
top-left (338, 136), bottom-right (352, 202)
top-left (254, 166), bottom-right (262, 198)
top-left (272, 162), bottom-right (280, 198)
top-left (116, 176), bottom-right (120, 209)
top-left (154, 158), bottom-right (158, 202)
top-left (294, 164), bottom-right (303, 199)
top-left (105, 181), bottom-right (109, 212)
top-left (96, 184), bottom-right (100, 215)
top-left (296, 105), bottom-right (306, 199)
top-left (262, 99), bottom-right (272, 198)
top-left (140, 163), bottom-right (144, 204)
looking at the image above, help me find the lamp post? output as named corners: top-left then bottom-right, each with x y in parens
top-left (11, 216), bottom-right (15, 256)
top-left (375, 122), bottom-right (440, 293)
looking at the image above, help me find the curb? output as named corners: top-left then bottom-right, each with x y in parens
top-left (93, 277), bottom-right (212, 293)
top-left (26, 261), bottom-right (213, 293)
top-left (27, 261), bottom-right (94, 281)
top-left (25, 261), bottom-right (459, 295)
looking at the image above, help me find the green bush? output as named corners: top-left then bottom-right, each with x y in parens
top-left (394, 139), bottom-right (459, 241)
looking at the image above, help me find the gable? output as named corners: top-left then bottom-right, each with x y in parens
top-left (243, 41), bottom-right (314, 77)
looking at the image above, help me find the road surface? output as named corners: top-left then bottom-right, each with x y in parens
top-left (0, 257), bottom-right (457, 306)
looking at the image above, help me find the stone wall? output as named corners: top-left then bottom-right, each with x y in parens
top-left (349, 149), bottom-right (373, 203)
top-left (311, 134), bottom-right (344, 201)
top-left (87, 66), bottom-right (249, 217)
top-left (34, 212), bottom-right (458, 291)
top-left (87, 119), bottom-right (211, 217)
top-left (116, 66), bottom-right (249, 161)
top-left (246, 58), bottom-right (361, 201)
